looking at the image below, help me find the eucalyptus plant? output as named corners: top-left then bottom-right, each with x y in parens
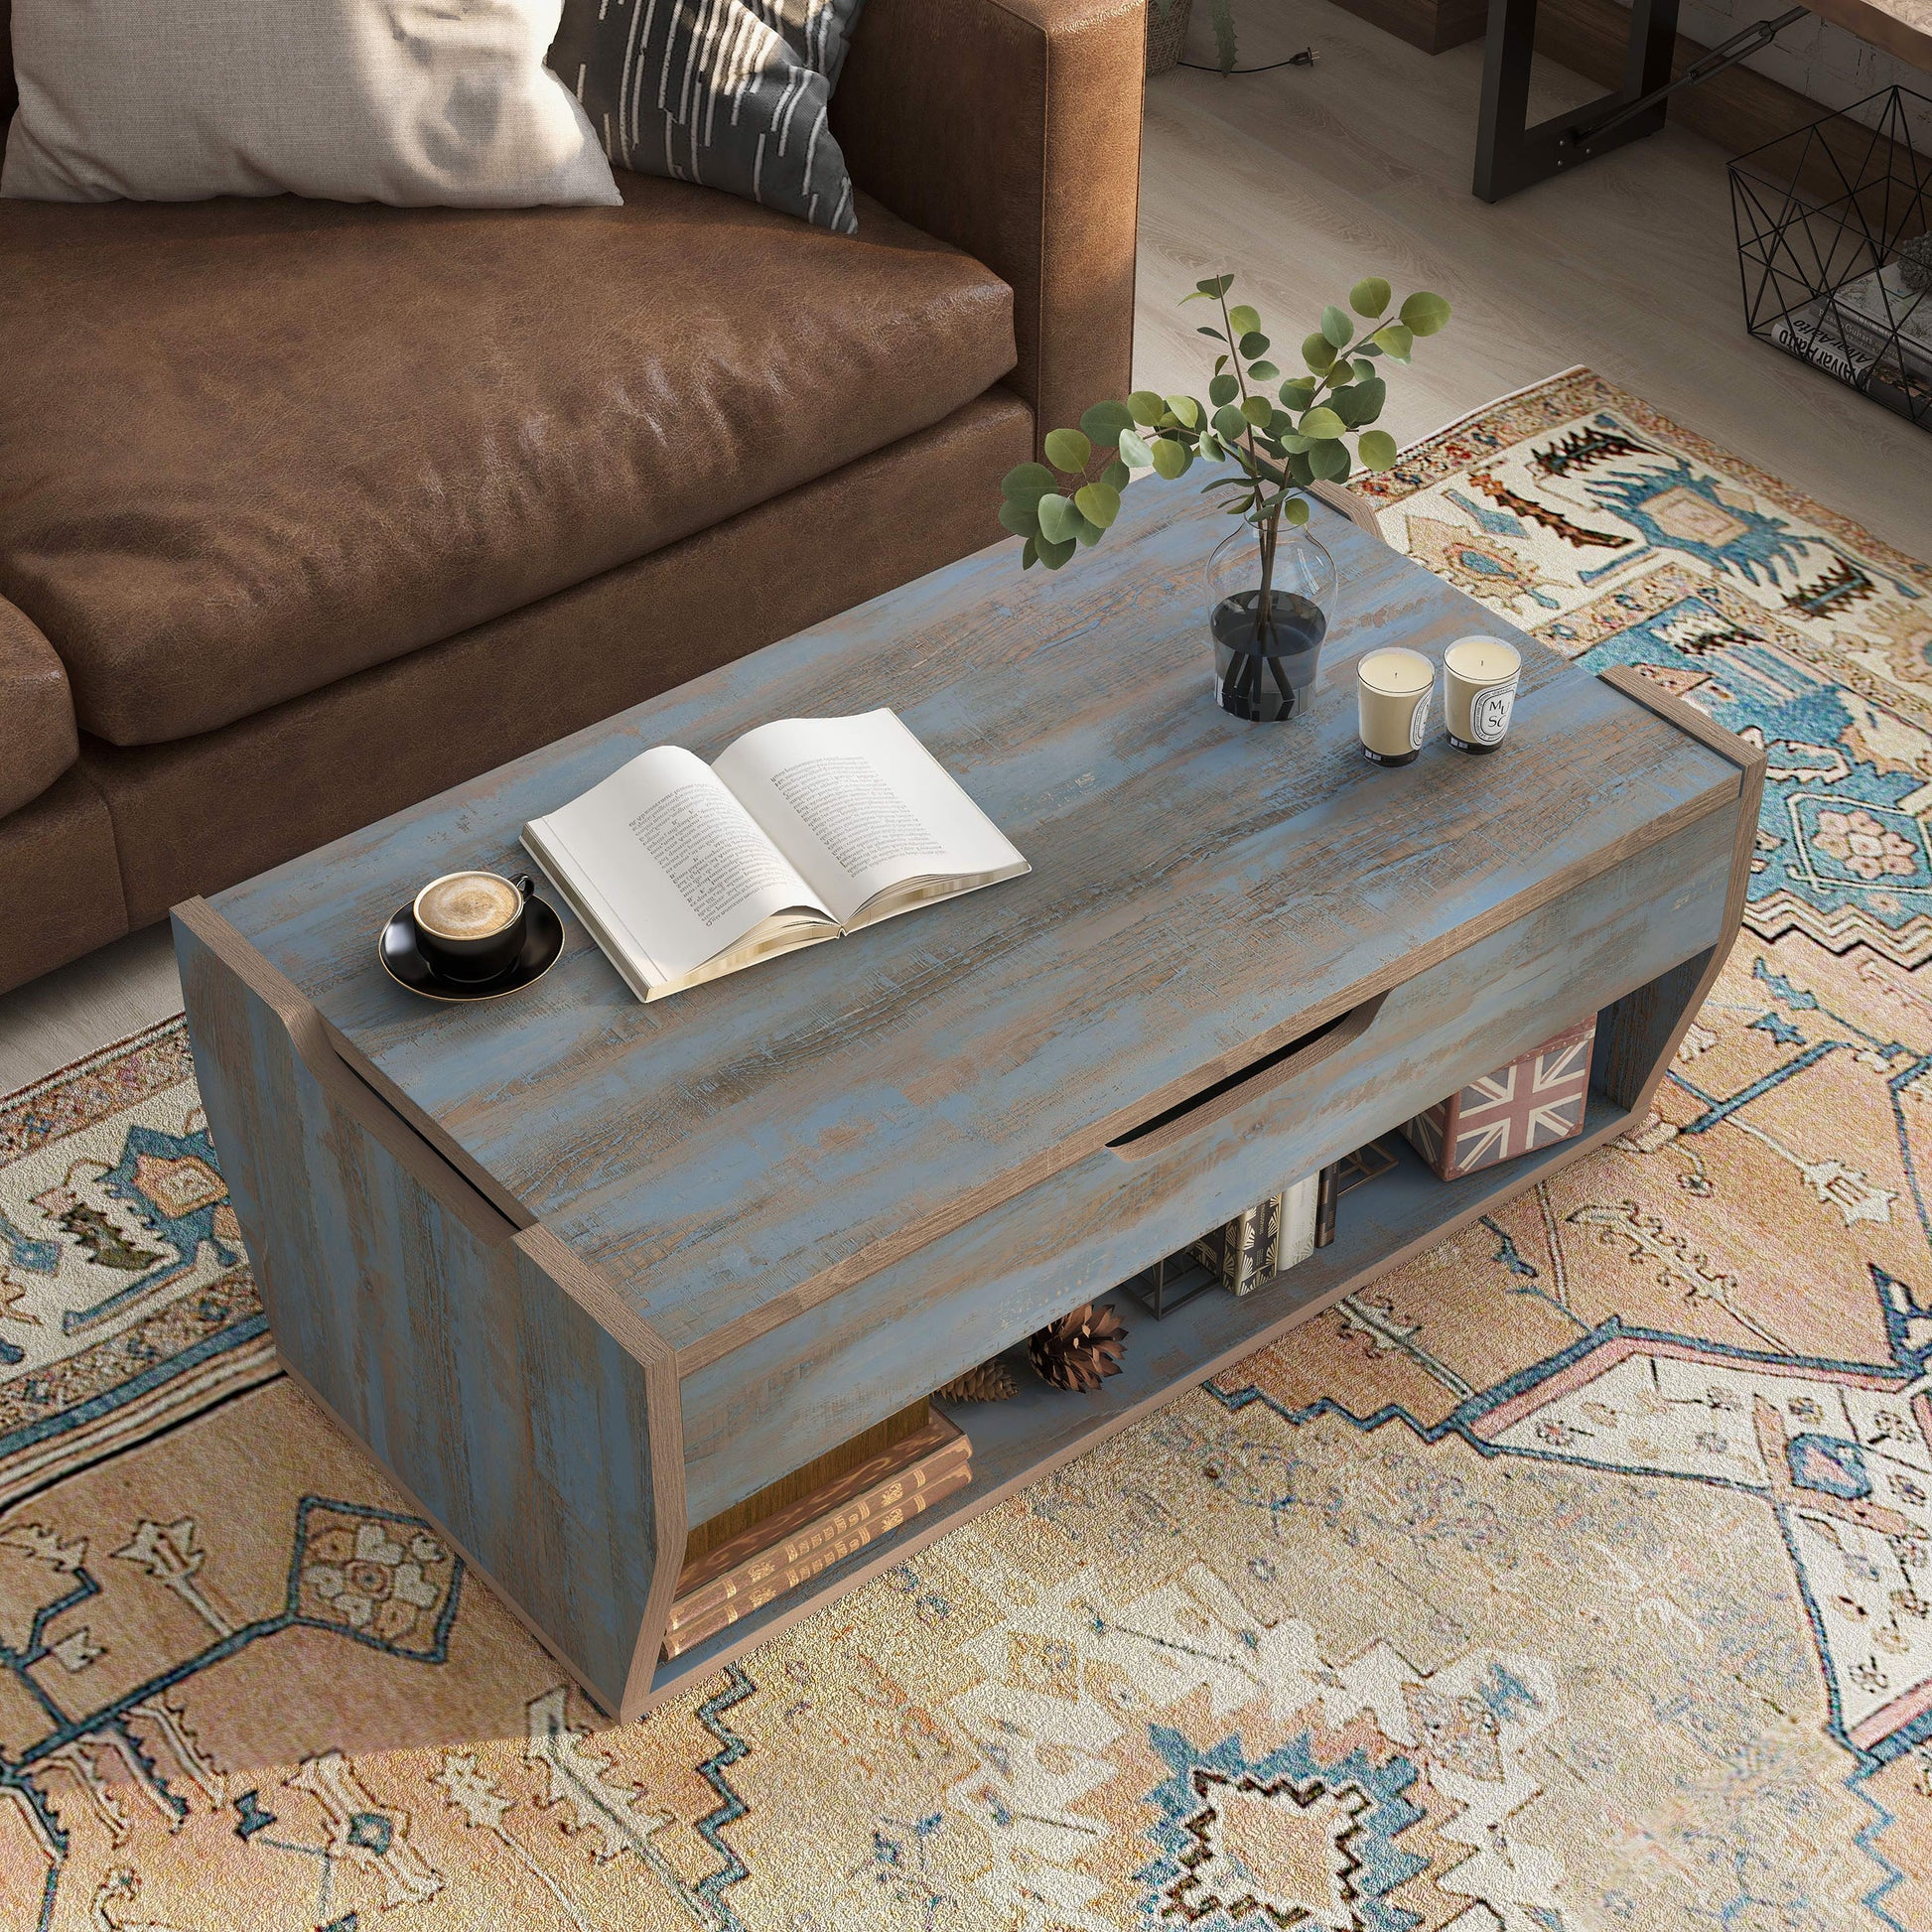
top-left (998, 272), bottom-right (1450, 641)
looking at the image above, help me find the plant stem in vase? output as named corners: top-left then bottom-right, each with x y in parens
top-left (996, 273), bottom-right (1451, 723)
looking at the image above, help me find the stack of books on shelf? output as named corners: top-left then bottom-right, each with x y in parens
top-left (660, 1412), bottom-right (971, 1660)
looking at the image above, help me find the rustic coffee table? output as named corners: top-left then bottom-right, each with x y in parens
top-left (176, 484), bottom-right (1760, 1723)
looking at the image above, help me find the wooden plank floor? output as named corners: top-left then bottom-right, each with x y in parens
top-left (1138, 0), bottom-right (1932, 561)
top-left (2, 8), bottom-right (1926, 1092)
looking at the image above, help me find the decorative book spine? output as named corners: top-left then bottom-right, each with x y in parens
top-left (1194, 1171), bottom-right (1321, 1296)
top-left (1314, 1161), bottom-right (1338, 1248)
top-left (662, 1417), bottom-right (971, 1658)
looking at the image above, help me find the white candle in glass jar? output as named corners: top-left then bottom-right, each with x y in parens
top-left (1444, 635), bottom-right (1520, 753)
top-left (1357, 648), bottom-right (1435, 765)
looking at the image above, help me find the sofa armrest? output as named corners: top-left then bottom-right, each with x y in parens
top-left (0, 595), bottom-right (80, 819)
top-left (832, 0), bottom-right (1144, 456)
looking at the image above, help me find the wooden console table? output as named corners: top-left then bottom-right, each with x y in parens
top-left (175, 488), bottom-right (1760, 1723)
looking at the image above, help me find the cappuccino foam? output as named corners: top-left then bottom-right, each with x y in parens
top-left (416, 872), bottom-right (520, 940)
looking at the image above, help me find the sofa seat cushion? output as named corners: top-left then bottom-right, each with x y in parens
top-left (0, 594), bottom-right (78, 817)
top-left (0, 174), bottom-right (1017, 748)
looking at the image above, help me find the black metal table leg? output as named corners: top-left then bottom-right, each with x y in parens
top-left (1474, 0), bottom-right (1812, 201)
top-left (1474, 0), bottom-right (1681, 200)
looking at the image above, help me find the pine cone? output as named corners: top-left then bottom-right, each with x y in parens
top-left (934, 1358), bottom-right (1019, 1404)
top-left (1027, 1303), bottom-right (1128, 1394)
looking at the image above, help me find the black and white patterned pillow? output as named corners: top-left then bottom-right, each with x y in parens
top-left (550, 0), bottom-right (866, 234)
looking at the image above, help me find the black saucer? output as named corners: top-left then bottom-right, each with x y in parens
top-left (377, 897), bottom-right (566, 1002)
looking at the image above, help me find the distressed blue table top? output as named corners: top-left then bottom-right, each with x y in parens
top-left (213, 487), bottom-right (1739, 1353)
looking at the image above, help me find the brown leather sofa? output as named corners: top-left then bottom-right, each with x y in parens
top-left (0, 0), bottom-right (1143, 994)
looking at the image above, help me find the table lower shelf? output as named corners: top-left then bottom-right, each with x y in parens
top-left (646, 1088), bottom-right (1631, 1699)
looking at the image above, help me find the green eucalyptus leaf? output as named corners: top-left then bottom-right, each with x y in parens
top-left (1074, 481), bottom-right (1121, 529)
top-left (1247, 360), bottom-right (1280, 382)
top-left (998, 498), bottom-right (1040, 538)
top-left (1371, 322), bottom-right (1413, 359)
top-left (1151, 436), bottom-right (1190, 480)
top-left (1289, 451), bottom-right (1314, 485)
top-left (1228, 303), bottom-right (1261, 336)
top-left (1075, 513), bottom-right (1104, 547)
top-left (1211, 403), bottom-right (1249, 444)
top-left (1241, 394), bottom-right (1272, 427)
top-left (1208, 371), bottom-right (1240, 408)
top-left (1310, 441), bottom-right (1350, 482)
top-left (1101, 458), bottom-right (1132, 491)
top-left (1399, 291), bottom-right (1451, 336)
top-left (1036, 492), bottom-right (1080, 544)
top-left (1350, 375), bottom-right (1387, 422)
top-left (1042, 427), bottom-right (1091, 473)
top-left (1196, 325), bottom-right (1224, 340)
top-left (1001, 461), bottom-right (1057, 504)
top-left (1320, 304), bottom-right (1354, 348)
top-left (1035, 532), bottom-right (1076, 569)
top-left (1351, 356), bottom-right (1376, 380)
top-left (1349, 276), bottom-right (1392, 319)
top-left (1327, 382), bottom-right (1363, 426)
top-left (1128, 389), bottom-right (1166, 425)
top-left (1115, 428), bottom-right (1153, 469)
top-left (1022, 535), bottom-right (1038, 568)
top-left (1195, 274), bottom-right (1234, 297)
top-left (1358, 429), bottom-right (1399, 471)
top-left (1280, 433), bottom-right (1312, 454)
top-left (1165, 394), bottom-right (1202, 428)
top-left (1238, 330), bottom-right (1269, 357)
top-left (1302, 333), bottom-right (1336, 374)
top-left (1080, 400), bottom-right (1136, 444)
top-left (1279, 375), bottom-right (1317, 406)
top-left (1284, 494), bottom-right (1311, 525)
top-left (1198, 430), bottom-right (1224, 462)
top-left (1299, 405), bottom-right (1345, 440)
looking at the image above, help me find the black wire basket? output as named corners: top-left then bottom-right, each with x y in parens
top-left (1730, 86), bottom-right (1932, 430)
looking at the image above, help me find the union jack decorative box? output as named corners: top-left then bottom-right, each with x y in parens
top-left (1401, 1019), bottom-right (1596, 1180)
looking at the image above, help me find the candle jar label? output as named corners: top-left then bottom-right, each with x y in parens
top-left (1471, 684), bottom-right (1514, 745)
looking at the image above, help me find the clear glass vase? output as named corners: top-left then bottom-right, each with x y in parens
top-left (1205, 519), bottom-right (1338, 724)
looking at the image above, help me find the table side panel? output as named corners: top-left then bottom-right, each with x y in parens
top-left (174, 904), bottom-right (682, 1717)
top-left (208, 495), bottom-right (1744, 1351)
top-left (675, 794), bottom-right (1739, 1523)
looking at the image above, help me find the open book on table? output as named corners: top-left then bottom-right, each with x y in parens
top-left (521, 708), bottom-right (1030, 1001)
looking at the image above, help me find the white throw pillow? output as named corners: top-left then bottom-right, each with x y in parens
top-left (1, 0), bottom-right (622, 207)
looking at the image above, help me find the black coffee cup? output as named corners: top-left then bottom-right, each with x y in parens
top-left (411, 871), bottom-right (535, 983)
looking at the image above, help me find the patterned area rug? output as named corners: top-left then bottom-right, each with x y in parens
top-left (5, 368), bottom-right (1932, 1930)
